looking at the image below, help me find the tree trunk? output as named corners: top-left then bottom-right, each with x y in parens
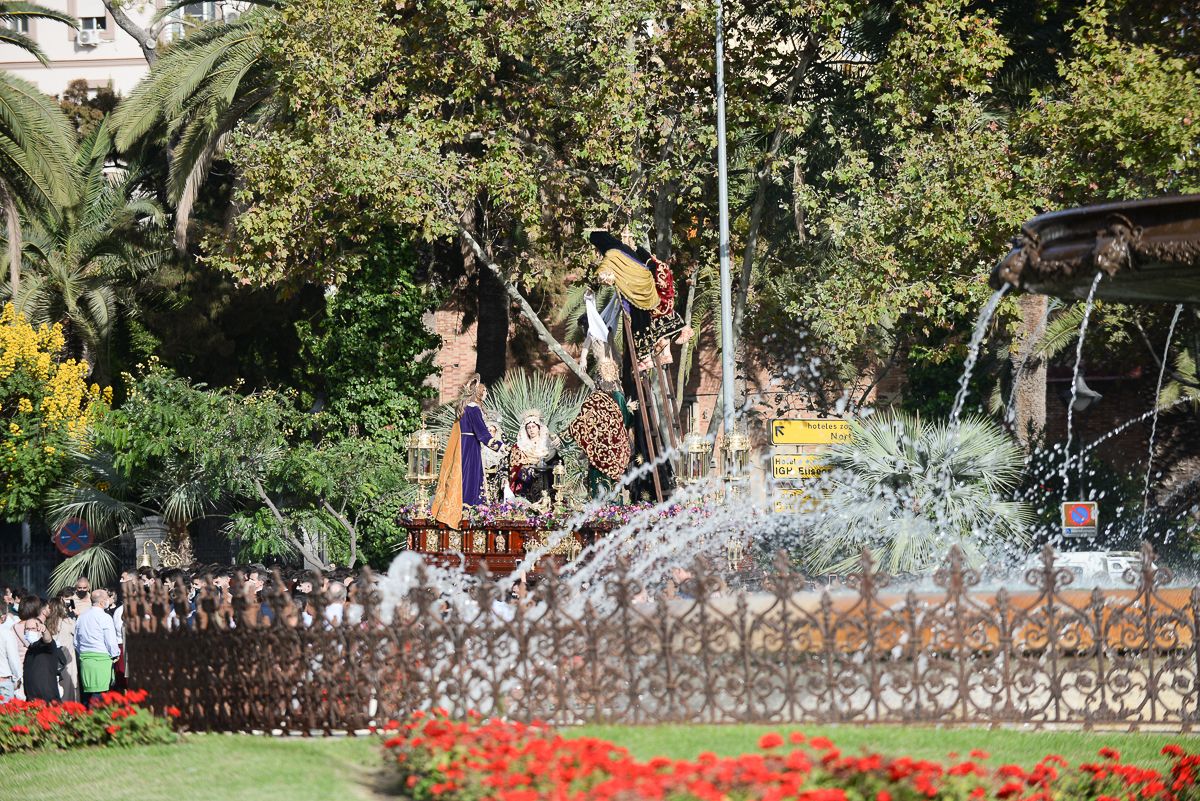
top-left (726, 41), bottom-right (819, 426)
top-left (2, 186), bottom-right (20, 296)
top-left (475, 259), bottom-right (509, 385)
top-left (1010, 293), bottom-right (1049, 447)
top-left (101, 0), bottom-right (158, 65)
top-left (458, 226), bottom-right (593, 388)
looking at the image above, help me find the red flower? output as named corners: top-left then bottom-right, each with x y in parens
top-left (499, 790), bottom-right (538, 801)
top-left (9, 724), bottom-right (29, 734)
top-left (759, 732), bottom-right (784, 750)
top-left (1100, 747), bottom-right (1122, 761)
top-left (105, 724), bottom-right (120, 735)
top-left (970, 749), bottom-right (990, 760)
top-left (1162, 745), bottom-right (1185, 758)
top-left (165, 706), bottom-right (181, 718)
top-left (809, 736), bottom-right (834, 751)
top-left (998, 781), bottom-right (1025, 798)
top-left (876, 791), bottom-right (892, 801)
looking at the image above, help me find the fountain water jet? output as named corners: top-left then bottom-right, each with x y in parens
top-left (1139, 303), bottom-right (1184, 537)
top-left (1060, 272), bottom-right (1104, 495)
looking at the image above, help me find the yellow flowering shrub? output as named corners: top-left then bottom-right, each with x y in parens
top-left (0, 304), bottom-right (106, 520)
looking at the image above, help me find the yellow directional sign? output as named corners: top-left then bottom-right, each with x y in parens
top-left (771, 419), bottom-right (852, 446)
top-left (773, 488), bottom-right (820, 514)
top-left (772, 454), bottom-right (831, 480)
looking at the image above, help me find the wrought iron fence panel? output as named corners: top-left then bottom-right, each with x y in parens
top-left (123, 543), bottom-right (1200, 732)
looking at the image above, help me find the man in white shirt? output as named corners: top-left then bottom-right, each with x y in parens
top-left (74, 589), bottom-right (119, 706)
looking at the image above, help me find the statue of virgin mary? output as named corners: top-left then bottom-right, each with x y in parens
top-left (507, 409), bottom-right (560, 504)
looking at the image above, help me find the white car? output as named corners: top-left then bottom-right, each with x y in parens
top-left (1018, 550), bottom-right (1146, 587)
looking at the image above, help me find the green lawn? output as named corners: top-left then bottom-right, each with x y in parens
top-left (573, 724), bottom-right (1200, 768)
top-left (0, 734), bottom-right (381, 801)
top-left (2, 725), bottom-right (1198, 801)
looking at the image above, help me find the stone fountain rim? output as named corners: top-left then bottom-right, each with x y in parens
top-left (990, 193), bottom-right (1200, 299)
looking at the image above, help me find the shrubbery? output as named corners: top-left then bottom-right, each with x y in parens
top-left (382, 710), bottom-right (1200, 801)
top-left (0, 689), bottom-right (178, 753)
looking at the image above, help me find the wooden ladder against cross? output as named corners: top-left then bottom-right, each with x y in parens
top-left (621, 314), bottom-right (684, 504)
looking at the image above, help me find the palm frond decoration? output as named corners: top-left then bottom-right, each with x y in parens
top-left (797, 411), bottom-right (1031, 575)
top-left (426, 369), bottom-right (590, 492)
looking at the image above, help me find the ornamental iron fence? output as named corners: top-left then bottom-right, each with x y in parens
top-left (123, 543), bottom-right (1200, 732)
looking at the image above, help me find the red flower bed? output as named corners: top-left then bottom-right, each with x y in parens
top-left (0, 689), bottom-right (177, 753)
top-left (382, 710), bottom-right (1200, 801)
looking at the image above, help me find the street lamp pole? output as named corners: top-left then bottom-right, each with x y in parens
top-left (715, 0), bottom-right (735, 473)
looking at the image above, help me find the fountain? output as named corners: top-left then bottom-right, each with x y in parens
top-left (990, 194), bottom-right (1200, 303)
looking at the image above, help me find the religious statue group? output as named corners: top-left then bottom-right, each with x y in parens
top-left (430, 229), bottom-right (690, 530)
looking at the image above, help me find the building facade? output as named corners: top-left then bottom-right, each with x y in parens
top-left (0, 1), bottom-right (237, 97)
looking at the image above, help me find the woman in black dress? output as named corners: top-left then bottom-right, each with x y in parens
top-left (21, 598), bottom-right (66, 702)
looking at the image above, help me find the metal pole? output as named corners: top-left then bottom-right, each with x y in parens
top-left (715, 0), bottom-right (736, 473)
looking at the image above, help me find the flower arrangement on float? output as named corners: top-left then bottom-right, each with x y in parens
top-left (0, 690), bottom-right (178, 752)
top-left (381, 709), bottom-right (1200, 801)
top-left (398, 501), bottom-right (727, 530)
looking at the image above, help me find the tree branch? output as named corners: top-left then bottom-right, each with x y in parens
top-left (321, 498), bottom-right (357, 569)
top-left (100, 0), bottom-right (159, 65)
top-left (252, 478), bottom-right (324, 570)
top-left (730, 38), bottom-right (819, 345)
top-left (457, 226), bottom-right (593, 388)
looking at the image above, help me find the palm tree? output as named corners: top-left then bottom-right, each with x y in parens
top-left (0, 120), bottom-right (167, 370)
top-left (797, 411), bottom-right (1032, 575)
top-left (109, 8), bottom-right (275, 248)
top-left (0, 3), bottom-right (78, 292)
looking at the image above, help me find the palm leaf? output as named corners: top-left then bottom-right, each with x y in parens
top-left (48, 544), bottom-right (119, 594)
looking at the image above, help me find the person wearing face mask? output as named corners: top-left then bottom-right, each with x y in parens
top-left (70, 578), bottom-right (92, 618)
top-left (20, 598), bottom-right (66, 702)
top-left (46, 598), bottom-right (78, 702)
top-left (10, 596), bottom-right (44, 668)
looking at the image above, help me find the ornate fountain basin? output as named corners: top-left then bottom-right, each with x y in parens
top-left (991, 194), bottom-right (1200, 303)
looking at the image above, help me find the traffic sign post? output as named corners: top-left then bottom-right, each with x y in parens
top-left (770, 418), bottom-right (850, 514)
top-left (773, 488), bottom-right (819, 514)
top-left (54, 518), bottom-right (92, 556)
top-left (771, 419), bottom-right (852, 446)
top-left (1061, 501), bottom-right (1098, 539)
top-left (772, 453), bottom-right (830, 480)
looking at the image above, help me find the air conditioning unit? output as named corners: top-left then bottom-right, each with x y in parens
top-left (77, 28), bottom-right (101, 46)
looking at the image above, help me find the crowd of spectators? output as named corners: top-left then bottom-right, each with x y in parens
top-left (0, 577), bottom-right (122, 705)
top-left (0, 563), bottom-right (372, 706)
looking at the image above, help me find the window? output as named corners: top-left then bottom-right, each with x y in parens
top-left (182, 2), bottom-right (216, 22)
top-left (5, 18), bottom-right (30, 34)
top-left (79, 16), bottom-right (106, 31)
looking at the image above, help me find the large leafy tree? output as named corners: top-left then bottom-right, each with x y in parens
top-left (295, 234), bottom-right (440, 442)
top-left (50, 364), bottom-right (416, 576)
